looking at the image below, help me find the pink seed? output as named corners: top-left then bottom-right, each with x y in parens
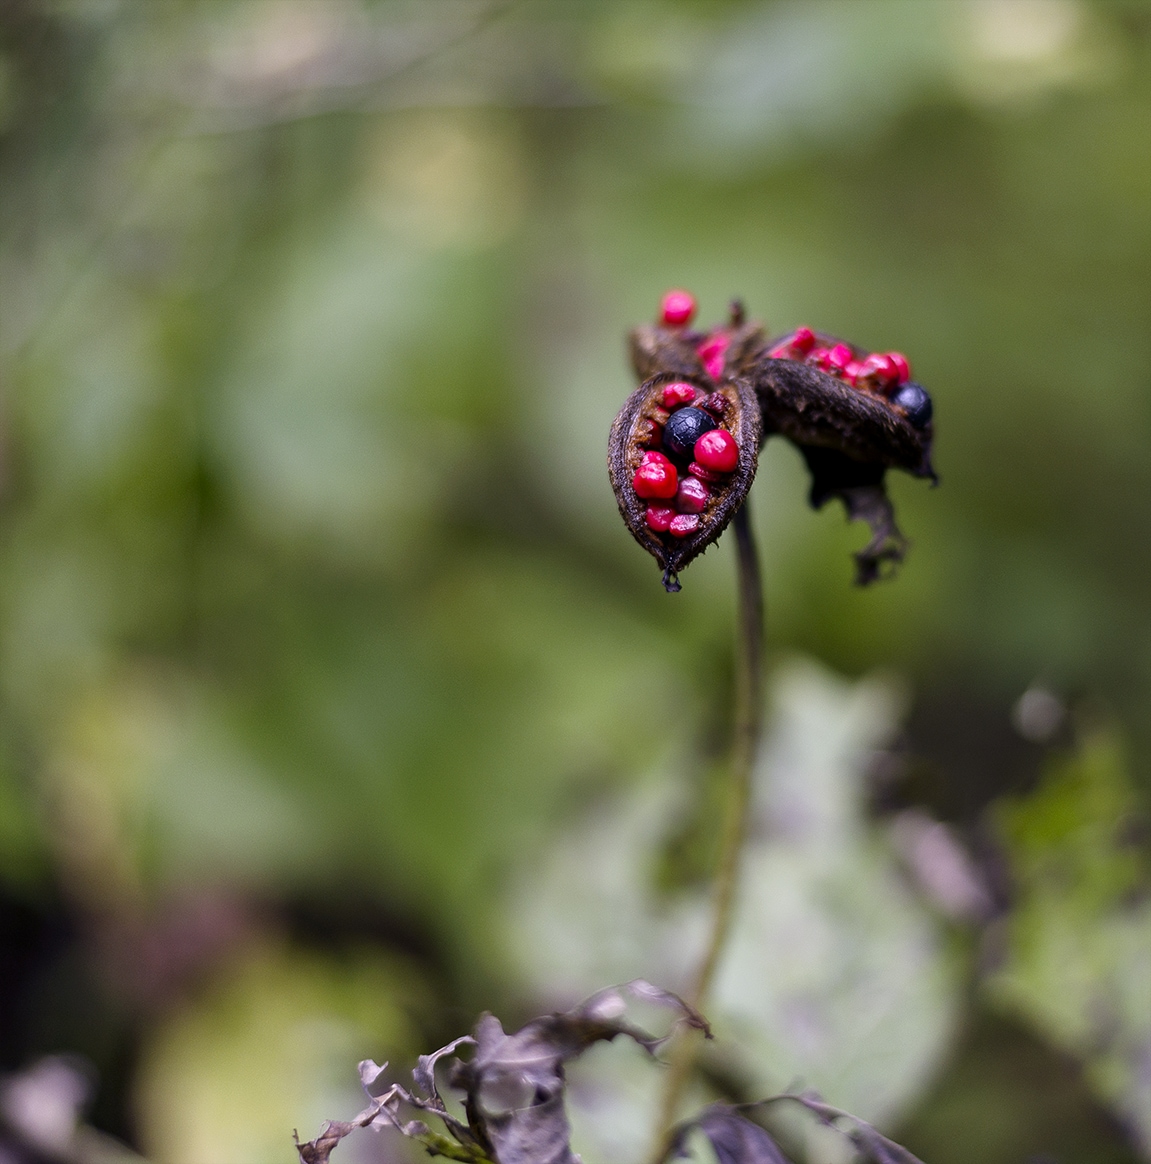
top-left (675, 476), bottom-right (710, 513)
top-left (633, 454), bottom-right (677, 500)
top-left (645, 505), bottom-right (675, 532)
top-left (791, 326), bottom-right (816, 353)
top-left (660, 289), bottom-right (697, 327)
top-left (660, 381), bottom-right (698, 409)
top-left (694, 428), bottom-right (739, 473)
top-left (688, 461), bottom-right (727, 484)
top-left (859, 352), bottom-right (898, 387)
top-left (887, 351), bottom-right (911, 383)
top-left (827, 343), bottom-right (853, 374)
top-left (669, 513), bottom-right (700, 538)
top-left (696, 332), bottom-right (730, 380)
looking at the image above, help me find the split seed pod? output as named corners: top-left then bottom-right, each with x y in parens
top-left (609, 300), bottom-right (937, 590)
top-left (609, 304), bottom-right (764, 592)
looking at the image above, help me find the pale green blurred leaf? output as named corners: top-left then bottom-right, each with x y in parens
top-left (508, 658), bottom-right (961, 1162)
top-left (985, 728), bottom-right (1151, 1152)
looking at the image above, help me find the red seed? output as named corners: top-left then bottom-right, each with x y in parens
top-left (633, 455), bottom-right (678, 499)
top-left (660, 289), bottom-right (697, 327)
top-left (844, 359), bottom-right (865, 384)
top-left (688, 461), bottom-right (727, 484)
top-left (645, 505), bottom-right (675, 532)
top-left (660, 381), bottom-right (698, 409)
top-left (887, 351), bottom-right (911, 383)
top-left (698, 391), bottom-right (730, 417)
top-left (669, 513), bottom-right (700, 538)
top-left (675, 476), bottom-right (710, 513)
top-left (810, 346), bottom-right (832, 370)
top-left (693, 428), bottom-right (739, 473)
top-left (792, 326), bottom-right (816, 354)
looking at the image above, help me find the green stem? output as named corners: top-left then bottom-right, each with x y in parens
top-left (648, 503), bottom-right (765, 1161)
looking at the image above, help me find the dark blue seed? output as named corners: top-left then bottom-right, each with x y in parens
top-left (892, 381), bottom-right (933, 429)
top-left (662, 406), bottom-right (716, 458)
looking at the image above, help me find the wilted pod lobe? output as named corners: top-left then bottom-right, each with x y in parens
top-left (754, 328), bottom-right (935, 479)
top-left (609, 370), bottom-right (761, 592)
top-left (754, 328), bottom-right (937, 583)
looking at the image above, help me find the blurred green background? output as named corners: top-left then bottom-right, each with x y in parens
top-left (0, 1), bottom-right (1148, 1162)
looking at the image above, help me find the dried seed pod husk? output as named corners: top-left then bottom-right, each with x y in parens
top-left (754, 356), bottom-right (934, 477)
top-left (609, 371), bottom-right (761, 592)
top-left (628, 324), bottom-right (707, 383)
top-left (628, 317), bottom-right (768, 385)
top-left (753, 352), bottom-right (936, 584)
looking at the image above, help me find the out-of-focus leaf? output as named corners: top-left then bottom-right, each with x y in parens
top-left (666, 1104), bottom-right (791, 1164)
top-left (136, 941), bottom-right (426, 1164)
top-left (508, 658), bottom-right (959, 1152)
top-left (0, 1056), bottom-right (145, 1164)
top-left (983, 727), bottom-right (1151, 1152)
top-left (770, 1093), bottom-right (926, 1164)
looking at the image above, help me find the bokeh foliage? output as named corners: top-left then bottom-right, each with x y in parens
top-left (0, 2), bottom-right (1148, 1163)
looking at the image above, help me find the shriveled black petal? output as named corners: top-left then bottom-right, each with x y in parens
top-left (609, 371), bottom-right (761, 591)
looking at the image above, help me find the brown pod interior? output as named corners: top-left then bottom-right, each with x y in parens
top-left (608, 371), bottom-right (761, 592)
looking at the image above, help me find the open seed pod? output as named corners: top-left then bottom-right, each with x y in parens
top-left (611, 295), bottom-right (937, 590)
top-left (609, 368), bottom-right (761, 592)
top-left (753, 328), bottom-right (936, 583)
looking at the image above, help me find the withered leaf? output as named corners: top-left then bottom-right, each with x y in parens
top-left (296, 981), bottom-right (707, 1164)
top-left (665, 1105), bottom-right (792, 1164)
top-left (752, 1094), bottom-right (928, 1164)
top-left (452, 980), bottom-right (710, 1164)
top-left (296, 987), bottom-right (927, 1164)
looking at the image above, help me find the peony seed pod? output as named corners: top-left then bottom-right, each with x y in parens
top-left (611, 299), bottom-right (937, 590)
top-left (609, 369), bottom-right (761, 592)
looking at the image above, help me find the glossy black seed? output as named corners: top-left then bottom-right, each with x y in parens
top-left (662, 407), bottom-right (716, 458)
top-left (892, 381), bottom-right (933, 429)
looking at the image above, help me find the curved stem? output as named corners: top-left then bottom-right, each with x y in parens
top-left (648, 503), bottom-right (765, 1161)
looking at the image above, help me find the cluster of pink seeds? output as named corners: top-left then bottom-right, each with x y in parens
top-left (767, 327), bottom-right (912, 396)
top-left (632, 379), bottom-right (740, 540)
